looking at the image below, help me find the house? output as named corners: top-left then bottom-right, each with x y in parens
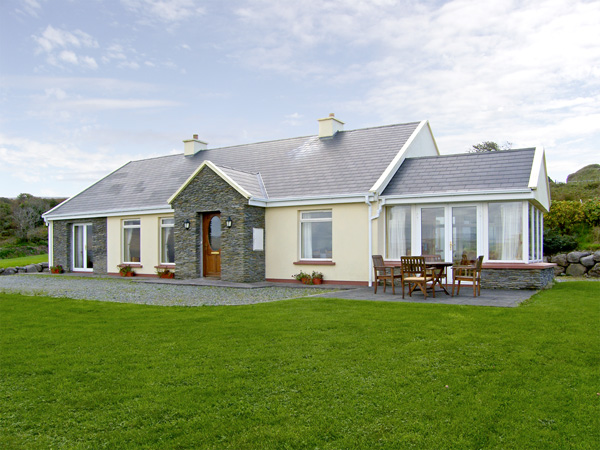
top-left (42, 115), bottom-right (554, 288)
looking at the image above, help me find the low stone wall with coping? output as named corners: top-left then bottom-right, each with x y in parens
top-left (481, 263), bottom-right (556, 290)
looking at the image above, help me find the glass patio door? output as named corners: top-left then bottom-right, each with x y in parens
top-left (452, 206), bottom-right (477, 264)
top-left (420, 207), bottom-right (445, 260)
top-left (73, 224), bottom-right (93, 271)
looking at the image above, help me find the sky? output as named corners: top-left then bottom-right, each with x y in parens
top-left (1, 0), bottom-right (599, 198)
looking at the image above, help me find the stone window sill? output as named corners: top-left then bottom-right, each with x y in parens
top-left (294, 260), bottom-right (336, 266)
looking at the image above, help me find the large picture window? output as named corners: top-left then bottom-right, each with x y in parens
top-left (300, 211), bottom-right (332, 259)
top-left (488, 202), bottom-right (522, 260)
top-left (123, 219), bottom-right (141, 263)
top-left (160, 218), bottom-right (175, 264)
top-left (387, 206), bottom-right (411, 258)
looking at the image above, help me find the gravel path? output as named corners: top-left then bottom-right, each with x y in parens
top-left (0, 274), bottom-right (339, 306)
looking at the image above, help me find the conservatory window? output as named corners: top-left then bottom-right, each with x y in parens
top-left (386, 206), bottom-right (411, 258)
top-left (488, 203), bottom-right (522, 260)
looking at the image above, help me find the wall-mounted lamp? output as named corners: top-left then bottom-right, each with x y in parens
top-left (225, 216), bottom-right (233, 228)
top-left (184, 219), bottom-right (191, 230)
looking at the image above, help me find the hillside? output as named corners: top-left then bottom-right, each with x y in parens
top-left (550, 164), bottom-right (600, 201)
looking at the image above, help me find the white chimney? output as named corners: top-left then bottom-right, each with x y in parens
top-left (318, 113), bottom-right (344, 138)
top-left (183, 134), bottom-right (208, 156)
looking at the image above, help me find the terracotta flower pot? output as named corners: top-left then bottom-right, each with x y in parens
top-left (312, 278), bottom-right (323, 285)
top-left (301, 277), bottom-right (311, 284)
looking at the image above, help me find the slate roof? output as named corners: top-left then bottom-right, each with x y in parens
top-left (382, 148), bottom-right (536, 196)
top-left (46, 122), bottom-right (421, 217)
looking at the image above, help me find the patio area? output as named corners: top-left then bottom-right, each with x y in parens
top-left (312, 285), bottom-right (536, 307)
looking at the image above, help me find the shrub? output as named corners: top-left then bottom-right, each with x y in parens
top-left (543, 231), bottom-right (578, 256)
top-left (583, 198), bottom-right (600, 227)
top-left (544, 201), bottom-right (584, 234)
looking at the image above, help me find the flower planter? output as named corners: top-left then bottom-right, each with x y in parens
top-left (312, 278), bottom-right (323, 285)
top-left (159, 272), bottom-right (174, 279)
top-left (301, 277), bottom-right (311, 284)
top-left (50, 269), bottom-right (62, 274)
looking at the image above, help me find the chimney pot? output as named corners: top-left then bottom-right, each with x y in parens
top-left (193, 134), bottom-right (198, 139)
top-left (329, 113), bottom-right (335, 117)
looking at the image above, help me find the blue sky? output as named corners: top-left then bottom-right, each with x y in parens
top-left (1, 0), bottom-right (599, 198)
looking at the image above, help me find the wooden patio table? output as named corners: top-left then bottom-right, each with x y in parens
top-left (426, 261), bottom-right (453, 295)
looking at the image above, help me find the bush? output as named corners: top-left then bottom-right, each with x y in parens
top-left (544, 201), bottom-right (584, 234)
top-left (583, 198), bottom-right (600, 226)
top-left (543, 231), bottom-right (578, 256)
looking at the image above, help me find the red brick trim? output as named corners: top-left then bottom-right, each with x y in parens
top-left (267, 278), bottom-right (367, 286)
top-left (108, 272), bottom-right (156, 277)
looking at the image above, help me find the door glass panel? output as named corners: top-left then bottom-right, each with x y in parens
top-left (421, 207), bottom-right (445, 260)
top-left (86, 225), bottom-right (93, 269)
top-left (452, 206), bottom-right (477, 263)
top-left (208, 216), bottom-right (221, 251)
top-left (74, 225), bottom-right (84, 269)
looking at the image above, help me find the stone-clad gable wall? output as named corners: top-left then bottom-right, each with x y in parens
top-left (51, 218), bottom-right (107, 273)
top-left (171, 168), bottom-right (265, 282)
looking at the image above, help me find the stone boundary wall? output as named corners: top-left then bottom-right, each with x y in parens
top-left (481, 267), bottom-right (555, 290)
top-left (0, 263), bottom-right (49, 276)
top-left (548, 251), bottom-right (600, 278)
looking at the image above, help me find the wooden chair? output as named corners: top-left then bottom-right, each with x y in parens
top-left (452, 255), bottom-right (484, 297)
top-left (372, 255), bottom-right (402, 294)
top-left (400, 256), bottom-right (435, 299)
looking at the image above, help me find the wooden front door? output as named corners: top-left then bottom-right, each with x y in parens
top-left (203, 213), bottom-right (221, 277)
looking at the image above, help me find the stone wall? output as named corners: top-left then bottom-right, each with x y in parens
top-left (549, 251), bottom-right (600, 278)
top-left (171, 167), bottom-right (265, 282)
top-left (51, 218), bottom-right (108, 273)
top-left (481, 267), bottom-right (555, 290)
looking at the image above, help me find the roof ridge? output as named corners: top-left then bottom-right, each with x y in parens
top-left (407, 148), bottom-right (536, 161)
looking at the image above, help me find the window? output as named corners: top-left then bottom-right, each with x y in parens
top-left (387, 206), bottom-right (411, 258)
top-left (160, 218), bottom-right (175, 264)
top-left (300, 211), bottom-right (332, 259)
top-left (123, 219), bottom-right (141, 263)
top-left (529, 205), bottom-right (543, 262)
top-left (488, 202), bottom-right (522, 260)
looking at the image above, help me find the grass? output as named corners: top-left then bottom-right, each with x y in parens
top-left (0, 253), bottom-right (48, 268)
top-left (1, 283), bottom-right (598, 449)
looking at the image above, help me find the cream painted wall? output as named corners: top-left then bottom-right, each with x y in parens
top-left (107, 213), bottom-right (174, 275)
top-left (265, 203), bottom-right (371, 282)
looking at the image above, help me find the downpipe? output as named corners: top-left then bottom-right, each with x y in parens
top-left (365, 194), bottom-right (385, 287)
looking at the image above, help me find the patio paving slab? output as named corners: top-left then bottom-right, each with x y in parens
top-left (312, 286), bottom-right (536, 307)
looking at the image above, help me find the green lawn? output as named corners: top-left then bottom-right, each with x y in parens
top-left (1, 283), bottom-right (598, 449)
top-left (0, 254), bottom-right (47, 268)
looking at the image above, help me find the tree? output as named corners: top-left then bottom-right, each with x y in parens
top-left (470, 141), bottom-right (512, 153)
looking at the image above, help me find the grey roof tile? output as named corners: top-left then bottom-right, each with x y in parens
top-left (382, 148), bottom-right (536, 196)
top-left (47, 122), bottom-right (421, 217)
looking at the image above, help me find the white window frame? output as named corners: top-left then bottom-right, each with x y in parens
top-left (72, 223), bottom-right (93, 272)
top-left (122, 219), bottom-right (141, 264)
top-left (299, 210), bottom-right (332, 260)
top-left (159, 217), bottom-right (175, 265)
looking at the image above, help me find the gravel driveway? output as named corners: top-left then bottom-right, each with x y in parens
top-left (0, 274), bottom-right (338, 306)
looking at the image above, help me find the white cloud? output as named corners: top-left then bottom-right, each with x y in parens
top-left (15, 0), bottom-right (42, 17)
top-left (120, 0), bottom-right (205, 26)
top-left (32, 25), bottom-right (99, 70)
